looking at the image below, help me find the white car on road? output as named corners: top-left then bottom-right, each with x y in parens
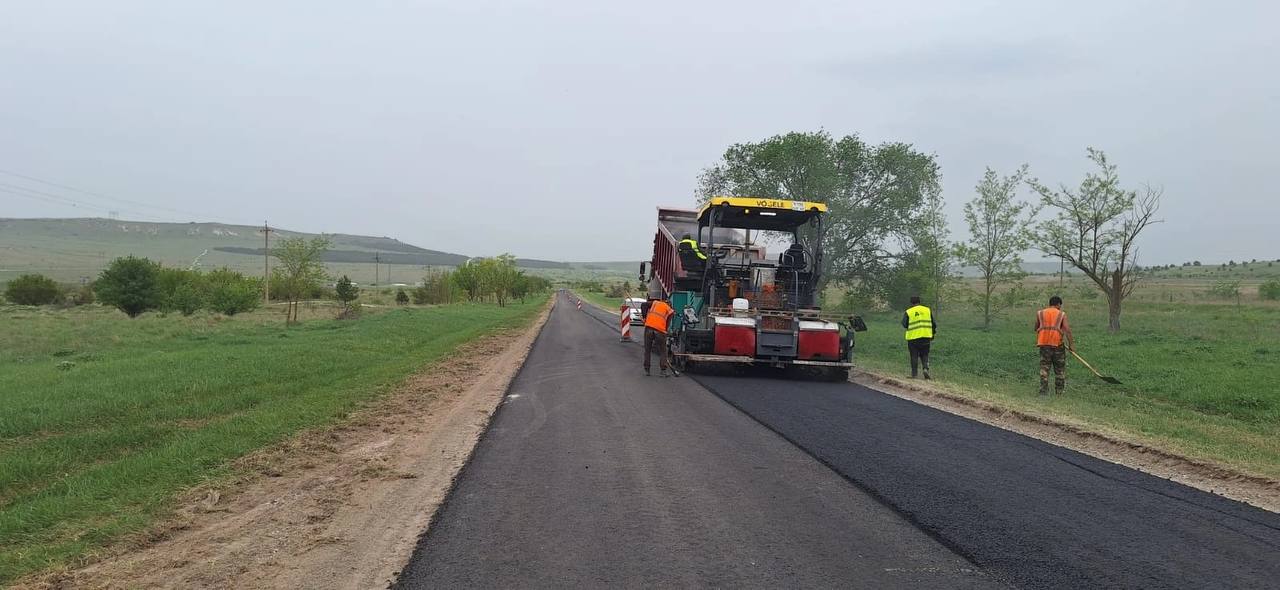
top-left (623, 297), bottom-right (647, 325)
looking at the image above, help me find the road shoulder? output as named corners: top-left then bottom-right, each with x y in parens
top-left (20, 301), bottom-right (553, 590)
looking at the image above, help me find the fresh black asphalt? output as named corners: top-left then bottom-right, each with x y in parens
top-left (396, 293), bottom-right (1280, 588)
top-left (695, 375), bottom-right (1280, 589)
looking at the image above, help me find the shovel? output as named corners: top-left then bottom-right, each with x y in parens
top-left (1068, 349), bottom-right (1122, 384)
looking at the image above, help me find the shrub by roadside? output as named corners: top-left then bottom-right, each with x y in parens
top-left (4, 274), bottom-right (61, 305)
top-left (1261, 279), bottom-right (1280, 301)
top-left (96, 257), bottom-right (262, 318)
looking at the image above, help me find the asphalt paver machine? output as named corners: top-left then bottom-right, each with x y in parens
top-left (642, 197), bottom-right (866, 380)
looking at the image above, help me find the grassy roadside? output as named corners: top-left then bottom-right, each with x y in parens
top-left (851, 300), bottom-right (1280, 480)
top-left (0, 298), bottom-right (546, 584)
top-left (576, 290), bottom-right (623, 312)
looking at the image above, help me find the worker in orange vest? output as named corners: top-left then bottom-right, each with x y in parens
top-left (643, 296), bottom-right (675, 377)
top-left (1034, 295), bottom-right (1075, 396)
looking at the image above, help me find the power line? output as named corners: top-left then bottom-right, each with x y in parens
top-left (0, 168), bottom-right (243, 224)
top-left (0, 185), bottom-right (175, 222)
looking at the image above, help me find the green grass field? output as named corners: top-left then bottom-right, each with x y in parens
top-left (577, 290), bottom-right (624, 311)
top-left (0, 297), bottom-right (545, 584)
top-left (850, 294), bottom-right (1280, 480)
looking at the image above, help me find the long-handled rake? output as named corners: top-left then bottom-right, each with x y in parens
top-left (1068, 349), bottom-right (1122, 385)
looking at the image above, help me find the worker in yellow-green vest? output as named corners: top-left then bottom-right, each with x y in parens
top-left (901, 295), bottom-right (937, 379)
top-left (677, 234), bottom-right (707, 274)
top-left (679, 234), bottom-right (706, 260)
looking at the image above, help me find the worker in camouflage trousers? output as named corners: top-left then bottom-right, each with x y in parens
top-left (1034, 295), bottom-right (1075, 396)
top-left (642, 297), bottom-right (675, 377)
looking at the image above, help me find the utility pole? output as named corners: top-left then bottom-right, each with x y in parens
top-left (1059, 256), bottom-right (1065, 289)
top-left (259, 221), bottom-right (274, 303)
top-left (374, 252), bottom-right (380, 286)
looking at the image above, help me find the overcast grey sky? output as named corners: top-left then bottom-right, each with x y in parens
top-left (2, 1), bottom-right (1277, 263)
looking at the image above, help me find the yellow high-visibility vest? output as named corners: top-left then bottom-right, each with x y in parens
top-left (905, 305), bottom-right (934, 340)
top-left (680, 239), bottom-right (707, 260)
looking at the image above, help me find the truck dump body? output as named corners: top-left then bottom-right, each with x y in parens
top-left (650, 208), bottom-right (745, 298)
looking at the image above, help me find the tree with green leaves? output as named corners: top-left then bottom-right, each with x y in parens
top-left (485, 254), bottom-right (520, 307)
top-left (1030, 148), bottom-right (1161, 332)
top-left (955, 165), bottom-right (1038, 328)
top-left (453, 261), bottom-right (482, 301)
top-left (462, 255), bottom-right (516, 306)
top-left (697, 131), bottom-right (942, 304)
top-left (273, 236), bottom-right (331, 323)
top-left (1259, 279), bottom-right (1280, 301)
top-left (170, 280), bottom-right (204, 316)
top-left (4, 274), bottom-right (61, 306)
top-left (908, 186), bottom-right (957, 309)
top-left (205, 268), bottom-right (261, 316)
top-left (95, 256), bottom-right (163, 317)
top-left (157, 267), bottom-right (205, 315)
top-left (417, 269), bottom-right (461, 304)
top-left (335, 275), bottom-right (360, 310)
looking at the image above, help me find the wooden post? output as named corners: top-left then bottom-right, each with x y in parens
top-left (260, 222), bottom-right (272, 304)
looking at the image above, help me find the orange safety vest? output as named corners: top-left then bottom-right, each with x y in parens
top-left (644, 300), bottom-right (674, 334)
top-left (1036, 307), bottom-right (1065, 347)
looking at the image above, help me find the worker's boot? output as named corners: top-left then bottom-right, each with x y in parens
top-left (644, 367), bottom-right (651, 377)
top-left (923, 368), bottom-right (931, 380)
top-left (1038, 384), bottom-right (1048, 396)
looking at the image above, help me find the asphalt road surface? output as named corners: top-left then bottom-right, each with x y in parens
top-left (396, 293), bottom-right (1280, 589)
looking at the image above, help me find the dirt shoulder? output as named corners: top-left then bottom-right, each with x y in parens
top-left (23, 302), bottom-right (552, 590)
top-left (852, 370), bottom-right (1280, 513)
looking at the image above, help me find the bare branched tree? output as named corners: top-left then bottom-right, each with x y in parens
top-left (1029, 148), bottom-right (1161, 332)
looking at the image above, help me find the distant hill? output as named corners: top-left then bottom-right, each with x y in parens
top-left (0, 218), bottom-right (566, 284)
top-left (213, 247), bottom-right (568, 269)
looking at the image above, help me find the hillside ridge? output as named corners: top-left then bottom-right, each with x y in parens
top-left (0, 217), bottom-right (568, 270)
